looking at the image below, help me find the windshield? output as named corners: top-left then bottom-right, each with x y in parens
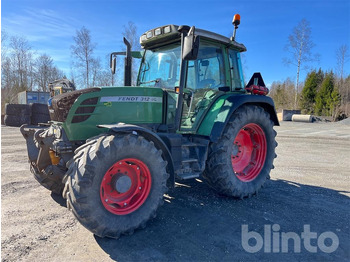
top-left (137, 43), bottom-right (181, 88)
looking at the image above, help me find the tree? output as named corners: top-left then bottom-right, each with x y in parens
top-left (269, 78), bottom-right (295, 111)
top-left (10, 35), bottom-right (35, 92)
top-left (342, 76), bottom-right (350, 116)
top-left (336, 44), bottom-right (350, 115)
top-left (284, 19), bottom-right (319, 109)
top-left (122, 21), bottom-right (141, 85)
top-left (1, 34), bottom-right (36, 111)
top-left (1, 30), bottom-right (9, 62)
top-left (35, 54), bottom-right (64, 91)
top-left (336, 44), bottom-right (349, 81)
top-left (315, 72), bottom-right (340, 118)
top-left (71, 27), bottom-right (97, 88)
top-left (300, 69), bottom-right (324, 114)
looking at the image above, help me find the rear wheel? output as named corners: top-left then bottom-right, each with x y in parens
top-left (65, 134), bottom-right (168, 238)
top-left (203, 105), bottom-right (277, 198)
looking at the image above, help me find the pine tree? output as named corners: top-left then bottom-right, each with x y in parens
top-left (300, 70), bottom-right (321, 113)
top-left (315, 72), bottom-right (340, 117)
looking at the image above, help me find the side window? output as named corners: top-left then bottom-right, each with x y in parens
top-left (229, 49), bottom-right (244, 90)
top-left (188, 43), bottom-right (225, 90)
top-left (181, 41), bottom-right (225, 131)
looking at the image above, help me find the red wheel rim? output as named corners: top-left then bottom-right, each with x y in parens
top-left (100, 158), bottom-right (152, 215)
top-left (231, 123), bottom-right (267, 182)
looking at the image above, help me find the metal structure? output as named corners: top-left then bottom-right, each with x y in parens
top-left (21, 14), bottom-right (279, 238)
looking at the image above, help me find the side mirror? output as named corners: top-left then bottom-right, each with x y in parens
top-left (110, 57), bottom-right (117, 75)
top-left (182, 26), bottom-right (200, 60)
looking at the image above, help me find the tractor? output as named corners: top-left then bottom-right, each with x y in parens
top-left (21, 14), bottom-right (278, 238)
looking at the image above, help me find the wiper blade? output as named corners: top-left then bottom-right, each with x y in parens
top-left (140, 79), bottom-right (160, 85)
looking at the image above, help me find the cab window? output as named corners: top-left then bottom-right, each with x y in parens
top-left (228, 49), bottom-right (244, 90)
top-left (181, 41), bottom-right (226, 131)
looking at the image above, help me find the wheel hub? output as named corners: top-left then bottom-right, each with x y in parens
top-left (231, 123), bottom-right (267, 182)
top-left (100, 158), bottom-right (152, 215)
top-left (113, 175), bottom-right (132, 193)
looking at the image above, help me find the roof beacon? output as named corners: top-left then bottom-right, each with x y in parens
top-left (231, 14), bottom-right (241, 41)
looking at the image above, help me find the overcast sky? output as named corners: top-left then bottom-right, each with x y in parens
top-left (2, 0), bottom-right (349, 87)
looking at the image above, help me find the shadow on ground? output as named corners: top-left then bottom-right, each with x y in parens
top-left (94, 179), bottom-right (349, 261)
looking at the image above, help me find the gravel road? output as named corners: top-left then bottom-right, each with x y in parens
top-left (1, 121), bottom-right (350, 261)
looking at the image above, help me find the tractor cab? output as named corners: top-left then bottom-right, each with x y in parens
top-left (137, 29), bottom-right (246, 132)
top-left (111, 18), bottom-right (250, 135)
top-left (142, 24), bottom-right (248, 132)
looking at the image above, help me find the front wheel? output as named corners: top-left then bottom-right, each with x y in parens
top-left (64, 134), bottom-right (168, 238)
top-left (203, 105), bottom-right (277, 198)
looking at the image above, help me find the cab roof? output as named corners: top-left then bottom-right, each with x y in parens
top-left (140, 24), bottom-right (247, 52)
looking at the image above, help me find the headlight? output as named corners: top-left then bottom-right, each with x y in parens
top-left (54, 127), bottom-right (62, 139)
top-left (154, 28), bottom-right (162, 36)
top-left (140, 34), bottom-right (147, 43)
top-left (163, 26), bottom-right (171, 34)
top-left (146, 31), bottom-right (153, 39)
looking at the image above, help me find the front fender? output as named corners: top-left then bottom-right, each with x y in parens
top-left (98, 123), bottom-right (175, 187)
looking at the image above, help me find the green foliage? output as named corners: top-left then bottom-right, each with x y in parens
top-left (300, 68), bottom-right (324, 114)
top-left (269, 78), bottom-right (295, 111)
top-left (315, 72), bottom-right (340, 117)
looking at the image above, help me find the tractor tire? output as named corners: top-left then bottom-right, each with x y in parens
top-left (203, 105), bottom-right (277, 198)
top-left (4, 114), bottom-right (31, 127)
top-left (5, 103), bottom-right (31, 116)
top-left (31, 113), bottom-right (50, 125)
top-left (65, 134), bottom-right (169, 238)
top-left (31, 103), bottom-right (49, 115)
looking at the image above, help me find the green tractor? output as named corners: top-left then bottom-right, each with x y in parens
top-left (21, 15), bottom-right (278, 238)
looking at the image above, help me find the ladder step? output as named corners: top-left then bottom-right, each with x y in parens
top-left (181, 158), bottom-right (198, 163)
top-left (182, 143), bottom-right (205, 147)
top-left (177, 173), bottom-right (200, 180)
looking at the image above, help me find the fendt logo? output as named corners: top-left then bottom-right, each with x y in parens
top-left (241, 224), bottom-right (339, 253)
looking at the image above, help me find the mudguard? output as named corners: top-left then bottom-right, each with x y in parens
top-left (200, 94), bottom-right (279, 143)
top-left (98, 123), bottom-right (175, 187)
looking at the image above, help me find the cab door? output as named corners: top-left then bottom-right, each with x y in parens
top-left (180, 41), bottom-right (228, 132)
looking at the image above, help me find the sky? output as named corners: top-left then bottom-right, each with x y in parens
top-left (1, 0), bottom-right (350, 87)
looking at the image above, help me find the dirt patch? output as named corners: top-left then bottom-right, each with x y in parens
top-left (1, 124), bottom-right (349, 261)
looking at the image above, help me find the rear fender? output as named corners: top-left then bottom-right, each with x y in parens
top-left (98, 123), bottom-right (175, 188)
top-left (208, 95), bottom-right (279, 143)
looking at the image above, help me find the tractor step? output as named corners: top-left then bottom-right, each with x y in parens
top-left (176, 172), bottom-right (200, 180)
top-left (182, 142), bottom-right (205, 147)
top-left (181, 158), bottom-right (198, 163)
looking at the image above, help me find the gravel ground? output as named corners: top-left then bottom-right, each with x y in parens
top-left (1, 121), bottom-right (350, 261)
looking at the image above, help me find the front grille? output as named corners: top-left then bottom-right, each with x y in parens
top-left (71, 97), bottom-right (99, 123)
top-left (49, 88), bottom-right (100, 122)
top-left (72, 115), bottom-right (91, 123)
top-left (81, 97), bottom-right (99, 105)
top-left (75, 106), bottom-right (95, 114)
